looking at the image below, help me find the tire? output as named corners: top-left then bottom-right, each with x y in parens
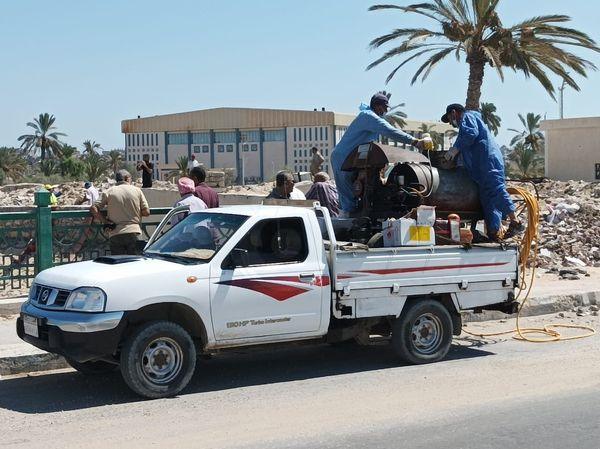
top-left (66, 358), bottom-right (118, 375)
top-left (120, 321), bottom-right (196, 399)
top-left (391, 299), bottom-right (453, 364)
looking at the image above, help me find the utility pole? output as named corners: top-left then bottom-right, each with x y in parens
top-left (558, 76), bottom-right (568, 119)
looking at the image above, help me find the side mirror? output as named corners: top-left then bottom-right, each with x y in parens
top-left (227, 248), bottom-right (249, 269)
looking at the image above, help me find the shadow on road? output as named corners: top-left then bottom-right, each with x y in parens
top-left (0, 341), bottom-right (494, 414)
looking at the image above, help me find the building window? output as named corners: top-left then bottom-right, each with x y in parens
top-left (303, 128), bottom-right (307, 141)
top-left (226, 144), bottom-right (234, 152)
top-left (264, 129), bottom-right (285, 141)
top-left (596, 163), bottom-right (600, 180)
top-left (304, 149), bottom-right (307, 157)
top-left (146, 134), bottom-right (149, 145)
top-left (325, 127), bottom-right (328, 141)
top-left (214, 131), bottom-right (236, 143)
top-left (167, 133), bottom-right (187, 145)
top-left (242, 144), bottom-right (249, 152)
top-left (192, 132), bottom-right (210, 144)
top-left (202, 145), bottom-right (209, 153)
top-left (150, 134), bottom-right (154, 146)
top-left (293, 128), bottom-right (297, 142)
top-left (251, 143), bottom-right (258, 152)
top-left (156, 133), bottom-right (159, 145)
top-left (136, 135), bottom-right (139, 146)
top-left (324, 148), bottom-right (328, 156)
top-left (309, 128), bottom-right (312, 141)
top-left (217, 144), bottom-right (224, 153)
top-left (193, 145), bottom-right (202, 153)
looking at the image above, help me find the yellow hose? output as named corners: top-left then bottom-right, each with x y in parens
top-left (462, 186), bottom-right (596, 342)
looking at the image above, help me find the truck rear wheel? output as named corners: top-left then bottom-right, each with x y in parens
top-left (120, 321), bottom-right (196, 399)
top-left (391, 299), bottom-right (453, 364)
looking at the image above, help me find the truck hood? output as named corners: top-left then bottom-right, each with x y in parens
top-left (34, 256), bottom-right (209, 291)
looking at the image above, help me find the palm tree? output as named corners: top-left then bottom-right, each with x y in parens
top-left (40, 159), bottom-right (58, 177)
top-left (106, 150), bottom-right (123, 175)
top-left (82, 140), bottom-right (102, 155)
top-left (0, 147), bottom-right (27, 183)
top-left (507, 142), bottom-right (544, 178)
top-left (377, 91), bottom-right (408, 144)
top-left (367, 2), bottom-right (599, 109)
top-left (509, 113), bottom-right (545, 153)
top-left (480, 102), bottom-right (501, 136)
top-left (167, 156), bottom-right (189, 181)
top-left (18, 113), bottom-right (66, 160)
top-left (82, 152), bottom-right (110, 183)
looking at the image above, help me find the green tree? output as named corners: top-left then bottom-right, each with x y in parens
top-left (367, 2), bottom-right (599, 109)
top-left (0, 147), bottom-right (27, 184)
top-left (82, 140), bottom-right (102, 155)
top-left (18, 113), bottom-right (66, 160)
top-left (507, 142), bottom-right (544, 178)
top-left (40, 159), bottom-right (58, 177)
top-left (167, 156), bottom-right (189, 181)
top-left (509, 113), bottom-right (545, 153)
top-left (480, 102), bottom-right (501, 136)
top-left (106, 149), bottom-right (123, 175)
top-left (82, 152), bottom-right (110, 183)
top-left (58, 144), bottom-right (84, 178)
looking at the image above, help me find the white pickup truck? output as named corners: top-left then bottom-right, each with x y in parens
top-left (18, 204), bottom-right (519, 398)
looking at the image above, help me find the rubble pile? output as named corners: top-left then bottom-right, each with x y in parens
top-left (510, 179), bottom-right (600, 272)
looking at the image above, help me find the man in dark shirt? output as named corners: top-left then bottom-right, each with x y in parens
top-left (137, 154), bottom-right (154, 188)
top-left (189, 166), bottom-right (219, 208)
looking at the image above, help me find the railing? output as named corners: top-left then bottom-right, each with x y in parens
top-left (0, 189), bottom-right (170, 293)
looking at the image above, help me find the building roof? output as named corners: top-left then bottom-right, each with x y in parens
top-left (121, 107), bottom-right (450, 133)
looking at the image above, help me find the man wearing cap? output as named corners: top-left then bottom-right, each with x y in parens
top-left (442, 104), bottom-right (523, 240)
top-left (331, 92), bottom-right (424, 216)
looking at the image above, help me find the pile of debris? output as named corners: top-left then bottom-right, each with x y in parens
top-left (510, 179), bottom-right (600, 272)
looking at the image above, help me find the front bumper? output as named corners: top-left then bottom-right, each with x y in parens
top-left (16, 301), bottom-right (127, 363)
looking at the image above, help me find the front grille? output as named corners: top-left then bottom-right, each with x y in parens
top-left (30, 284), bottom-right (71, 309)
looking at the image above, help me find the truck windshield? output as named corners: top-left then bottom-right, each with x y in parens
top-left (145, 212), bottom-right (248, 263)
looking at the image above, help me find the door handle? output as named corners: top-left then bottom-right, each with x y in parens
top-left (298, 273), bottom-right (315, 283)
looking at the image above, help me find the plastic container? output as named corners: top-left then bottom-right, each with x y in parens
top-left (421, 133), bottom-right (434, 151)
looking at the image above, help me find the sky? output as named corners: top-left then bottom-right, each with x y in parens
top-left (1, 0), bottom-right (599, 151)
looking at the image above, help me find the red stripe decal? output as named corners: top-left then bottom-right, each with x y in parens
top-left (314, 275), bottom-right (330, 286)
top-left (355, 262), bottom-right (508, 275)
top-left (260, 276), bottom-right (302, 283)
top-left (217, 279), bottom-right (309, 301)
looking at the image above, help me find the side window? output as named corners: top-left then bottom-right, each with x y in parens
top-left (229, 217), bottom-right (308, 267)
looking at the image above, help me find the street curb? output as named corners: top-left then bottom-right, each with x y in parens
top-left (1, 290), bottom-right (598, 376)
top-left (0, 353), bottom-right (68, 376)
top-left (463, 290), bottom-right (600, 322)
top-left (0, 297), bottom-right (26, 316)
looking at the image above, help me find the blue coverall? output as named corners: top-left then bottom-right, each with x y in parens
top-left (331, 106), bottom-right (416, 213)
top-left (453, 110), bottom-right (515, 234)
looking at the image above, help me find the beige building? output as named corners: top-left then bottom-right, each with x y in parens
top-left (541, 117), bottom-right (600, 181)
top-left (121, 107), bottom-right (451, 182)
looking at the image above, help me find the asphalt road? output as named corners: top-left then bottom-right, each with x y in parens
top-left (0, 313), bottom-right (598, 449)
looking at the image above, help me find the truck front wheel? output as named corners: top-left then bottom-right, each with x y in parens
top-left (120, 321), bottom-right (196, 399)
top-left (391, 300), bottom-right (453, 364)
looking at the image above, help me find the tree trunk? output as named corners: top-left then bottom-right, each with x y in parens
top-left (465, 60), bottom-right (485, 110)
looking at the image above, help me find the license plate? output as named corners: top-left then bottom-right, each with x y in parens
top-left (23, 314), bottom-right (39, 338)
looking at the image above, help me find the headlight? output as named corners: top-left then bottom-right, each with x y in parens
top-left (65, 287), bottom-right (106, 312)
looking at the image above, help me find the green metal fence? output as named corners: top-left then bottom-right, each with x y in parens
top-left (0, 189), bottom-right (170, 292)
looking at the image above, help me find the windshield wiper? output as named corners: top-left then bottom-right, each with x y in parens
top-left (144, 252), bottom-right (199, 265)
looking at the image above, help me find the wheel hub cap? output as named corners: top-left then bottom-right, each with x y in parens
top-left (141, 337), bottom-right (183, 385)
top-left (411, 313), bottom-right (442, 355)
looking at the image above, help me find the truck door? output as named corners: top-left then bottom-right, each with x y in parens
top-left (210, 216), bottom-right (326, 340)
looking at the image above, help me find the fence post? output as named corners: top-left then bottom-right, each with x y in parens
top-left (34, 189), bottom-right (53, 273)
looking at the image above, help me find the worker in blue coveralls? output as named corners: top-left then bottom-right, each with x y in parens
top-left (442, 103), bottom-right (523, 241)
top-left (331, 92), bottom-right (424, 216)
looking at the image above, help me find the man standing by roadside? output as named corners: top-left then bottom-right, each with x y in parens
top-left (187, 154), bottom-right (200, 173)
top-left (189, 165), bottom-right (219, 208)
top-left (137, 154), bottom-right (154, 188)
top-left (310, 147), bottom-right (324, 177)
top-left (90, 169), bottom-right (150, 255)
top-left (76, 181), bottom-right (99, 206)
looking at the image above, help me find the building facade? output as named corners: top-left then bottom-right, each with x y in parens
top-left (541, 117), bottom-right (600, 182)
top-left (121, 107), bottom-right (450, 182)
